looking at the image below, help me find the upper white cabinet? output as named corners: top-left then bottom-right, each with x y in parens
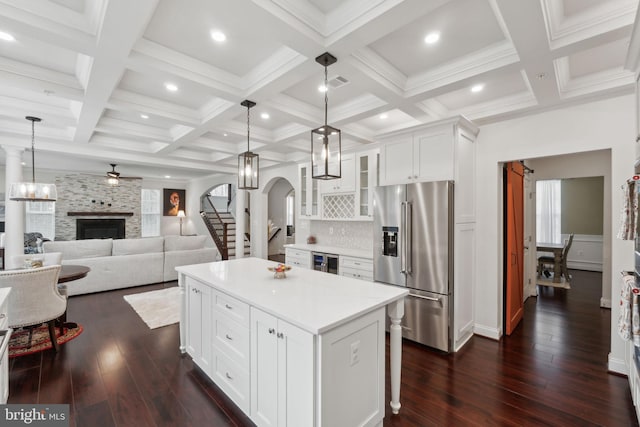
top-left (299, 148), bottom-right (379, 221)
top-left (356, 150), bottom-right (378, 219)
top-left (320, 153), bottom-right (356, 194)
top-left (379, 116), bottom-right (479, 223)
top-left (298, 163), bottom-right (320, 219)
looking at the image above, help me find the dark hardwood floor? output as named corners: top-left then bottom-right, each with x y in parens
top-left (8, 269), bottom-right (637, 426)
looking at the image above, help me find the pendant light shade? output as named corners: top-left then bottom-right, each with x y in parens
top-left (9, 116), bottom-right (57, 202)
top-left (311, 52), bottom-right (341, 180)
top-left (106, 163), bottom-right (120, 186)
top-left (238, 100), bottom-right (259, 190)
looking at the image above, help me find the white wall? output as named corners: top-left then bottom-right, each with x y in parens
top-left (140, 178), bottom-right (187, 237)
top-left (474, 95), bottom-right (634, 374)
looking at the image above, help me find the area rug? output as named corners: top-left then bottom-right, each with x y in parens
top-left (9, 324), bottom-right (83, 358)
top-left (123, 287), bottom-right (181, 329)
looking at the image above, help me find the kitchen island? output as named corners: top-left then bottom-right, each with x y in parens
top-left (177, 257), bottom-right (408, 427)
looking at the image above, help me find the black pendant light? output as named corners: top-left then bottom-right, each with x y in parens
top-left (311, 52), bottom-right (341, 180)
top-left (106, 163), bottom-right (120, 186)
top-left (238, 100), bottom-right (259, 190)
top-left (9, 116), bottom-right (57, 201)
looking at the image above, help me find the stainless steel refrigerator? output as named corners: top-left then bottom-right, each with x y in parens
top-left (373, 180), bottom-right (453, 352)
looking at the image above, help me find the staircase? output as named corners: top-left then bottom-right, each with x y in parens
top-left (200, 195), bottom-right (250, 260)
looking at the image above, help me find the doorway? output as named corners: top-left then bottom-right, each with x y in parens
top-left (266, 178), bottom-right (294, 262)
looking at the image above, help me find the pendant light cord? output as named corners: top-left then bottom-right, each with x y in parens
top-left (324, 65), bottom-right (328, 127)
top-left (30, 118), bottom-right (36, 184)
top-left (246, 104), bottom-right (250, 152)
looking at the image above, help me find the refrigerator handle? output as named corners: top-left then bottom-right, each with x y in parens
top-left (406, 201), bottom-right (412, 274)
top-left (401, 201), bottom-right (407, 274)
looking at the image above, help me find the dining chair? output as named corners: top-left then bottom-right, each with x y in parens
top-left (0, 265), bottom-right (65, 351)
top-left (538, 234), bottom-right (574, 282)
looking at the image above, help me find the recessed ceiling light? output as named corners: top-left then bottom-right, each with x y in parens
top-left (0, 31), bottom-right (15, 42)
top-left (379, 113), bottom-right (388, 120)
top-left (210, 30), bottom-right (226, 42)
top-left (165, 82), bottom-right (178, 92)
top-left (261, 113), bottom-right (270, 119)
top-left (318, 84), bottom-right (328, 92)
top-left (223, 133), bottom-right (228, 137)
top-left (424, 32), bottom-right (440, 45)
top-left (140, 114), bottom-right (149, 119)
top-left (21, 162), bottom-right (26, 166)
top-left (471, 84), bottom-right (484, 93)
top-left (165, 175), bottom-right (171, 179)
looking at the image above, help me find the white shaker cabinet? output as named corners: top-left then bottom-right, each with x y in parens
top-left (185, 277), bottom-right (212, 375)
top-left (251, 308), bottom-right (314, 427)
top-left (284, 247), bottom-right (311, 269)
top-left (319, 153), bottom-right (356, 194)
top-left (379, 116), bottom-right (478, 223)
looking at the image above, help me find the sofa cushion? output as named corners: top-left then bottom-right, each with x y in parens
top-left (164, 235), bottom-right (207, 251)
top-left (43, 239), bottom-right (113, 260)
top-left (112, 237), bottom-right (164, 256)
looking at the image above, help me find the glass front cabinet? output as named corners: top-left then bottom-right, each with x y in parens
top-left (298, 163), bottom-right (320, 218)
top-left (355, 150), bottom-right (379, 220)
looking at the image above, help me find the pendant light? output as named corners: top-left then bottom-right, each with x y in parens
top-left (311, 52), bottom-right (341, 180)
top-left (106, 163), bottom-right (120, 186)
top-left (238, 100), bottom-right (259, 190)
top-left (9, 116), bottom-right (57, 201)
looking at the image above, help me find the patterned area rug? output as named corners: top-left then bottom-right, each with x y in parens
top-left (123, 287), bottom-right (181, 329)
top-left (9, 324), bottom-right (83, 358)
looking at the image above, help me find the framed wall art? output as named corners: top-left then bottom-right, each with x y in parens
top-left (163, 188), bottom-right (185, 216)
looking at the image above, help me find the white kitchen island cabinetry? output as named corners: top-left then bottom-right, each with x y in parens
top-left (178, 258), bottom-right (408, 427)
top-left (185, 277), bottom-right (211, 374)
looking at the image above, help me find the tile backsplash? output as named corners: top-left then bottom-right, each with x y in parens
top-left (309, 221), bottom-right (373, 250)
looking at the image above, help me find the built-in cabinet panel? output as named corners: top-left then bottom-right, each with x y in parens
top-left (453, 223), bottom-right (475, 351)
top-left (380, 136), bottom-right (413, 184)
top-left (414, 129), bottom-right (454, 182)
top-left (250, 307), bottom-right (314, 427)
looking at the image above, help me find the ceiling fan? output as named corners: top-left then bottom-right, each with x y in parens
top-left (106, 164), bottom-right (120, 186)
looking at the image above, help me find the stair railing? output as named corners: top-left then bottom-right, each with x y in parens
top-left (201, 195), bottom-right (229, 260)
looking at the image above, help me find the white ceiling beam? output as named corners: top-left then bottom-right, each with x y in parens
top-left (72, 0), bottom-right (159, 144)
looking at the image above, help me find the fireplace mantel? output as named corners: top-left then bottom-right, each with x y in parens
top-left (67, 212), bottom-right (134, 216)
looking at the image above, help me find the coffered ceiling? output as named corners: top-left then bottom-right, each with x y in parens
top-left (0, 0), bottom-right (637, 181)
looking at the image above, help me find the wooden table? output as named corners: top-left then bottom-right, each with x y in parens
top-left (536, 242), bottom-right (564, 283)
top-left (58, 265), bottom-right (90, 283)
top-left (57, 265), bottom-right (90, 330)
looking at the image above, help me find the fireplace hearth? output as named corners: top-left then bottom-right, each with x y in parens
top-left (76, 219), bottom-right (125, 240)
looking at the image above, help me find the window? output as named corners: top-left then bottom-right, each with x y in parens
top-left (536, 180), bottom-right (561, 244)
top-left (141, 189), bottom-right (161, 237)
top-left (25, 201), bottom-right (55, 240)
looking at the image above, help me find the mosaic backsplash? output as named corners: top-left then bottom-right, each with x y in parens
top-left (309, 221), bottom-right (373, 251)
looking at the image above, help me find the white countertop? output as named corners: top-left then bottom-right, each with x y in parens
top-left (283, 243), bottom-right (372, 259)
top-left (177, 257), bottom-right (407, 334)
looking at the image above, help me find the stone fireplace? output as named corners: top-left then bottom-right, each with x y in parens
top-left (54, 174), bottom-right (142, 240)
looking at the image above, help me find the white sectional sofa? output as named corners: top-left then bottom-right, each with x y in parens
top-left (43, 235), bottom-right (217, 296)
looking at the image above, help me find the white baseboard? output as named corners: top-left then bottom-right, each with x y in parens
top-left (608, 353), bottom-right (628, 375)
top-left (473, 324), bottom-right (501, 340)
top-left (601, 297), bottom-right (611, 308)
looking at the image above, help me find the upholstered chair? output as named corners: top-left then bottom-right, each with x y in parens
top-left (0, 265), bottom-right (65, 351)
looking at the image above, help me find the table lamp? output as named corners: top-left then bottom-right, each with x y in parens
top-left (177, 210), bottom-right (185, 236)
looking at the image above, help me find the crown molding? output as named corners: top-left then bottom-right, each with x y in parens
top-left (554, 56), bottom-right (635, 99)
top-left (349, 47), bottom-right (406, 95)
